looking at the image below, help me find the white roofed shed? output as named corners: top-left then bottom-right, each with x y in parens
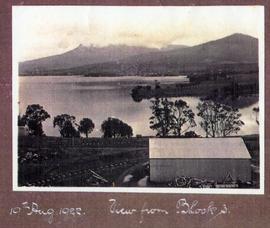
top-left (149, 137), bottom-right (252, 183)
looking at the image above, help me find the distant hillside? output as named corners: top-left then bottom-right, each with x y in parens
top-left (161, 44), bottom-right (189, 51)
top-left (117, 33), bottom-right (259, 75)
top-left (19, 33), bottom-right (258, 76)
top-left (19, 45), bottom-right (160, 75)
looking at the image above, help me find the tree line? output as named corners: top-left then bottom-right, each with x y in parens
top-left (149, 97), bottom-right (245, 137)
top-left (18, 104), bottom-right (133, 138)
top-left (19, 97), bottom-right (245, 138)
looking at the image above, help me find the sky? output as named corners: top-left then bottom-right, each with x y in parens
top-left (13, 6), bottom-right (264, 61)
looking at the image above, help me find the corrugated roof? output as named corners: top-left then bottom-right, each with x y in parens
top-left (149, 137), bottom-right (251, 159)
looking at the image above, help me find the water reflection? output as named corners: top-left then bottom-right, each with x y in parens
top-left (19, 76), bottom-right (259, 137)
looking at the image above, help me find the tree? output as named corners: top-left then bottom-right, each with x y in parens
top-left (131, 86), bottom-right (143, 102)
top-left (149, 98), bottom-right (196, 137)
top-left (149, 98), bottom-right (174, 136)
top-left (53, 114), bottom-right (79, 138)
top-left (101, 117), bottom-right (133, 138)
top-left (119, 122), bottom-right (133, 138)
top-left (172, 99), bottom-right (196, 136)
top-left (197, 100), bottom-right (244, 137)
top-left (78, 118), bottom-right (95, 138)
top-left (21, 104), bottom-right (50, 136)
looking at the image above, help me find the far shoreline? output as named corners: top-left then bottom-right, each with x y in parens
top-left (18, 74), bottom-right (187, 77)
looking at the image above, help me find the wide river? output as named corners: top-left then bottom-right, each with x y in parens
top-left (19, 76), bottom-right (259, 137)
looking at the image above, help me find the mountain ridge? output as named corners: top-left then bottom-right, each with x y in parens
top-left (19, 33), bottom-right (258, 76)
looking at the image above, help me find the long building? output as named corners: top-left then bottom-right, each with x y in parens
top-left (149, 137), bottom-right (251, 183)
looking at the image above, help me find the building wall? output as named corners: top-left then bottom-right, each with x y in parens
top-left (150, 159), bottom-right (251, 183)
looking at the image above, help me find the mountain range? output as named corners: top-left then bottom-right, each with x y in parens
top-left (19, 33), bottom-right (258, 76)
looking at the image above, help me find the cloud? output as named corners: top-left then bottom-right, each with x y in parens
top-left (13, 6), bottom-right (263, 61)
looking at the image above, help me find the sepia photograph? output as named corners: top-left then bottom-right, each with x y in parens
top-left (12, 5), bottom-right (264, 193)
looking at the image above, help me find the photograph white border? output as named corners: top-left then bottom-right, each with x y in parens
top-left (12, 5), bottom-right (265, 194)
